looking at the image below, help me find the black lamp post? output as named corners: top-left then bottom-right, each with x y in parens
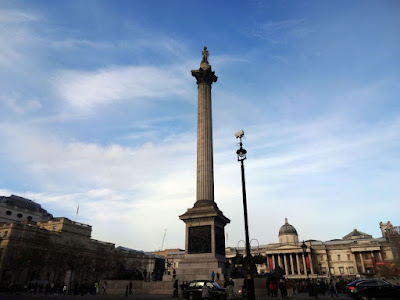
top-left (301, 240), bottom-right (309, 279)
top-left (235, 130), bottom-right (255, 300)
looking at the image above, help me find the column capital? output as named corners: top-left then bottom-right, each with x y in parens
top-left (191, 67), bottom-right (218, 85)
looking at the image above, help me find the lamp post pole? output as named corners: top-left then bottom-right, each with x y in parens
top-left (301, 240), bottom-right (309, 280)
top-left (236, 130), bottom-right (255, 300)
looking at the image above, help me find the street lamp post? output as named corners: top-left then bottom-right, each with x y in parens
top-left (301, 240), bottom-right (309, 280)
top-left (235, 130), bottom-right (255, 300)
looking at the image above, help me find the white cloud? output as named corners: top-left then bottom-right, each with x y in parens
top-left (3, 93), bottom-right (42, 114)
top-left (2, 112), bottom-right (399, 250)
top-left (53, 65), bottom-right (192, 112)
top-left (0, 10), bottom-right (40, 23)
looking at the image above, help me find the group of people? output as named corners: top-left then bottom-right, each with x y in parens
top-left (266, 278), bottom-right (348, 298)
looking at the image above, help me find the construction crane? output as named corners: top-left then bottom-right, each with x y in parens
top-left (160, 228), bottom-right (167, 251)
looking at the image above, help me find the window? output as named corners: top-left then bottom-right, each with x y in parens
top-left (3, 231), bottom-right (8, 238)
top-left (339, 267), bottom-right (344, 275)
top-left (27, 216), bottom-right (32, 221)
top-left (376, 280), bottom-right (390, 287)
top-left (6, 211), bottom-right (12, 215)
top-left (17, 213), bottom-right (22, 218)
top-left (347, 254), bottom-right (351, 260)
top-left (359, 281), bottom-right (377, 287)
top-left (328, 255), bottom-right (332, 261)
top-left (349, 267), bottom-right (354, 274)
top-left (337, 254), bottom-right (341, 261)
top-left (330, 267), bottom-right (335, 275)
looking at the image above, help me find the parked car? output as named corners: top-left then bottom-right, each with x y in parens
top-left (183, 280), bottom-right (226, 300)
top-left (346, 278), bottom-right (400, 300)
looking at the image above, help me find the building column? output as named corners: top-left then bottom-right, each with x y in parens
top-left (284, 254), bottom-right (289, 275)
top-left (296, 253), bottom-right (301, 275)
top-left (302, 253), bottom-right (307, 276)
top-left (278, 255), bottom-right (283, 269)
top-left (289, 253), bottom-right (294, 275)
top-left (378, 251), bottom-right (383, 262)
top-left (272, 254), bottom-right (276, 269)
top-left (359, 252), bottom-right (366, 274)
top-left (351, 252), bottom-right (358, 274)
top-left (309, 253), bottom-right (314, 275)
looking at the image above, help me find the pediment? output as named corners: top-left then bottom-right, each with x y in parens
top-left (274, 244), bottom-right (302, 251)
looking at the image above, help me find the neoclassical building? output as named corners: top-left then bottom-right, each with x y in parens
top-left (0, 195), bottom-right (164, 288)
top-left (226, 218), bottom-right (399, 279)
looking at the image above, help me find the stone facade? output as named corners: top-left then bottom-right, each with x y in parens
top-left (0, 212), bottom-right (162, 290)
top-left (225, 219), bottom-right (399, 279)
top-left (0, 195), bottom-right (52, 225)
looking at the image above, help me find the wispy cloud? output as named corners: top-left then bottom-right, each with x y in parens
top-left (52, 65), bottom-right (192, 112)
top-left (251, 18), bottom-right (314, 43)
top-left (2, 93), bottom-right (42, 114)
top-left (0, 10), bottom-right (40, 23)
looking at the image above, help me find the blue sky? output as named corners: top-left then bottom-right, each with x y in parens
top-left (0, 0), bottom-right (399, 251)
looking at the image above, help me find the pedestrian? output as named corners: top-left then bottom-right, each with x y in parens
top-left (329, 280), bottom-right (339, 298)
top-left (226, 278), bottom-right (235, 300)
top-left (143, 269), bottom-right (147, 282)
top-left (279, 279), bottom-right (287, 298)
top-left (202, 283), bottom-right (210, 300)
top-left (129, 280), bottom-right (133, 294)
top-left (125, 285), bottom-right (129, 297)
top-left (211, 270), bottom-right (215, 282)
top-left (173, 268), bottom-right (176, 281)
top-left (286, 279), bottom-right (293, 299)
top-left (62, 284), bottom-right (67, 295)
top-left (102, 280), bottom-right (107, 295)
top-left (94, 281), bottom-right (99, 294)
top-left (269, 280), bottom-right (277, 297)
top-left (216, 272), bottom-right (220, 281)
top-left (173, 279), bottom-right (179, 298)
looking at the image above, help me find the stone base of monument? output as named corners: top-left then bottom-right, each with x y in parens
top-left (175, 253), bottom-right (225, 282)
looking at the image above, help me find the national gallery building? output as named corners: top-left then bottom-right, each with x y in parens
top-left (225, 218), bottom-right (399, 279)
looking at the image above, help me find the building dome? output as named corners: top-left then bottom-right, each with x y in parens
top-left (279, 218), bottom-right (298, 236)
top-left (278, 218), bottom-right (298, 244)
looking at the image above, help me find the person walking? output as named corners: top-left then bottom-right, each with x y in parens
top-left (102, 281), bottom-right (107, 295)
top-left (173, 279), bottom-right (179, 298)
top-left (279, 279), bottom-right (287, 298)
top-left (329, 279), bottom-right (339, 298)
top-left (286, 279), bottom-right (293, 299)
top-left (269, 280), bottom-right (277, 297)
top-left (202, 283), bottom-right (210, 300)
top-left (211, 271), bottom-right (215, 282)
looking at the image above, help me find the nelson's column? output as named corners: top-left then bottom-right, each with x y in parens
top-left (178, 47), bottom-right (230, 280)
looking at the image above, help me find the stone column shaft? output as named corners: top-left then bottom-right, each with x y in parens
top-left (359, 252), bottom-right (366, 273)
top-left (196, 82), bottom-right (214, 203)
top-left (272, 254), bottom-right (276, 269)
top-left (284, 254), bottom-right (289, 275)
top-left (296, 253), bottom-right (301, 275)
top-left (289, 253), bottom-right (294, 275)
top-left (302, 253), bottom-right (307, 275)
